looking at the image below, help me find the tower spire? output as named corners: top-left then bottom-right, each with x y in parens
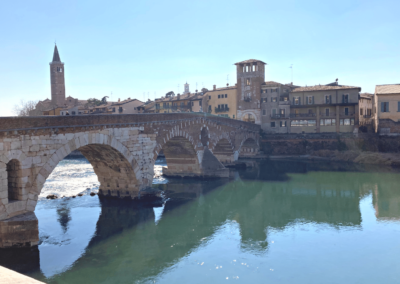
top-left (52, 44), bottom-right (61, 62)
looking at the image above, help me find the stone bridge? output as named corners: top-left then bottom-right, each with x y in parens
top-left (0, 113), bottom-right (259, 247)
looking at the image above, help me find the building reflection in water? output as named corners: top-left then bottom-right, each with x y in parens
top-left (4, 160), bottom-right (400, 283)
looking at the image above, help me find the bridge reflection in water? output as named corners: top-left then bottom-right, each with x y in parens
top-left (2, 160), bottom-right (400, 283)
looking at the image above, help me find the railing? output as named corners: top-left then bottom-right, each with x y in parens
top-left (339, 112), bottom-right (355, 116)
top-left (279, 100), bottom-right (291, 105)
top-left (215, 107), bottom-right (229, 113)
top-left (319, 112), bottom-right (336, 117)
top-left (290, 113), bottom-right (316, 118)
top-left (270, 114), bottom-right (285, 119)
top-left (363, 114), bottom-right (372, 118)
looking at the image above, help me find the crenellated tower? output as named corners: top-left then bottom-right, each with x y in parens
top-left (50, 45), bottom-right (66, 106)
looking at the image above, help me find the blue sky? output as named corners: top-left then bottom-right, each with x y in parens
top-left (1, 0), bottom-right (399, 116)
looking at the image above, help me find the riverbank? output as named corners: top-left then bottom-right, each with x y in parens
top-left (0, 266), bottom-right (45, 284)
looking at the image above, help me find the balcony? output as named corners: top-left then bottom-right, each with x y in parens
top-left (340, 112), bottom-right (355, 116)
top-left (270, 114), bottom-right (286, 119)
top-left (320, 112), bottom-right (336, 117)
top-left (363, 114), bottom-right (372, 118)
top-left (290, 113), bottom-right (316, 118)
top-left (215, 107), bottom-right (229, 113)
top-left (279, 100), bottom-right (291, 105)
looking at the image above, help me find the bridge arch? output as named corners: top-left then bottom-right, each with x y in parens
top-left (32, 133), bottom-right (143, 202)
top-left (210, 135), bottom-right (235, 164)
top-left (239, 135), bottom-right (259, 158)
top-left (154, 129), bottom-right (201, 177)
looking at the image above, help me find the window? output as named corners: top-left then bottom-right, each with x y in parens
top-left (57, 67), bottom-right (62, 72)
top-left (119, 107), bottom-right (123, 113)
top-left (307, 96), bottom-right (314, 105)
top-left (199, 101), bottom-right (201, 106)
top-left (342, 94), bottom-right (349, 103)
top-left (264, 89), bottom-right (268, 94)
top-left (271, 122), bottom-right (276, 127)
top-left (180, 102), bottom-right (184, 106)
top-left (218, 95), bottom-right (220, 98)
top-left (280, 121), bottom-right (287, 127)
top-left (291, 120), bottom-right (316, 126)
top-left (308, 109), bottom-right (313, 115)
top-left (345, 108), bottom-right (349, 115)
top-left (262, 109), bottom-right (266, 115)
top-left (72, 111), bottom-right (76, 115)
top-left (280, 109), bottom-right (285, 116)
top-left (246, 79), bottom-right (251, 86)
top-left (294, 97), bottom-right (300, 105)
top-left (209, 96), bottom-right (211, 99)
top-left (225, 94), bottom-right (227, 98)
top-left (208, 105), bottom-right (211, 112)
top-left (360, 108), bottom-right (363, 115)
top-left (233, 115), bottom-right (235, 119)
top-left (398, 102), bottom-right (400, 112)
top-left (340, 118), bottom-right (353, 125)
top-left (367, 109), bottom-right (371, 116)
top-left (381, 102), bottom-right (389, 112)
top-left (272, 97), bottom-right (277, 102)
top-left (191, 102), bottom-right (194, 106)
top-left (325, 95), bottom-right (332, 104)
top-left (325, 108), bottom-right (330, 116)
top-left (272, 109), bottom-right (277, 115)
top-left (261, 98), bottom-right (267, 103)
top-left (320, 119), bottom-right (336, 126)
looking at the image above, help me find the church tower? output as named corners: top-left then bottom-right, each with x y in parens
top-left (50, 45), bottom-right (66, 106)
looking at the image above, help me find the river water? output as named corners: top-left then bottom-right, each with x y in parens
top-left (1, 158), bottom-right (400, 283)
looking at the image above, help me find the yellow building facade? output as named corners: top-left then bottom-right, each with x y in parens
top-left (204, 86), bottom-right (237, 119)
top-left (374, 84), bottom-right (400, 134)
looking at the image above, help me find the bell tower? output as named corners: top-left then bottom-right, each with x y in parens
top-left (50, 45), bottom-right (66, 106)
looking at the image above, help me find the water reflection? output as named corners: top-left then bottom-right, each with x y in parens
top-left (3, 159), bottom-right (400, 283)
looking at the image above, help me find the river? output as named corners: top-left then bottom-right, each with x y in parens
top-left (1, 157), bottom-right (400, 283)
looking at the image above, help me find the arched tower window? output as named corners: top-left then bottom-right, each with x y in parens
top-left (7, 159), bottom-right (22, 201)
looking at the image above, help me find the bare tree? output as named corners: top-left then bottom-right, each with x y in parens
top-left (13, 100), bottom-right (40, 116)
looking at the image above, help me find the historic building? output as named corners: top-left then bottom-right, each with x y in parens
top-left (235, 59), bottom-right (266, 124)
top-left (373, 84), bottom-right (400, 134)
top-left (34, 45), bottom-right (87, 115)
top-left (204, 84), bottom-right (237, 119)
top-left (359, 93), bottom-right (373, 126)
top-left (288, 81), bottom-right (361, 133)
top-left (261, 81), bottom-right (296, 133)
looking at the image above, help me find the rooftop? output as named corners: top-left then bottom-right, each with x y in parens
top-left (234, 59), bottom-right (266, 65)
top-left (292, 84), bottom-right (361, 93)
top-left (375, 84), bottom-right (400, 95)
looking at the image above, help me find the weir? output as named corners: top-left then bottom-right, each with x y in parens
top-left (0, 113), bottom-right (260, 248)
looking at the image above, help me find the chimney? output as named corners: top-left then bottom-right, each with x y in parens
top-left (213, 85), bottom-right (216, 91)
top-left (227, 83), bottom-right (229, 87)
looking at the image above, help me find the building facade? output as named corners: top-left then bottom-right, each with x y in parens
top-left (359, 93), bottom-right (373, 126)
top-left (289, 82), bottom-right (360, 133)
top-left (204, 85), bottom-right (237, 119)
top-left (235, 59), bottom-right (266, 124)
top-left (261, 82), bottom-right (295, 133)
top-left (373, 84), bottom-right (400, 134)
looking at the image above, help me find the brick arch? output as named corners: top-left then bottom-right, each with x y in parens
top-left (31, 133), bottom-right (142, 201)
top-left (209, 134), bottom-right (235, 164)
top-left (238, 134), bottom-right (259, 158)
top-left (153, 126), bottom-right (198, 162)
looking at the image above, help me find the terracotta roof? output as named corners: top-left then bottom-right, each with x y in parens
top-left (157, 92), bottom-right (202, 102)
top-left (262, 81), bottom-right (283, 86)
top-left (375, 84), bottom-right (400, 95)
top-left (112, 99), bottom-right (143, 106)
top-left (205, 86), bottom-right (236, 92)
top-left (234, 59), bottom-right (266, 65)
top-left (292, 85), bottom-right (361, 93)
top-left (360, 92), bottom-right (373, 99)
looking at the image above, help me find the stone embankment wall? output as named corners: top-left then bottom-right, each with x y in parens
top-left (261, 133), bottom-right (400, 166)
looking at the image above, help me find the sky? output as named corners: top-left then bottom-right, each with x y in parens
top-left (1, 0), bottom-right (399, 116)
